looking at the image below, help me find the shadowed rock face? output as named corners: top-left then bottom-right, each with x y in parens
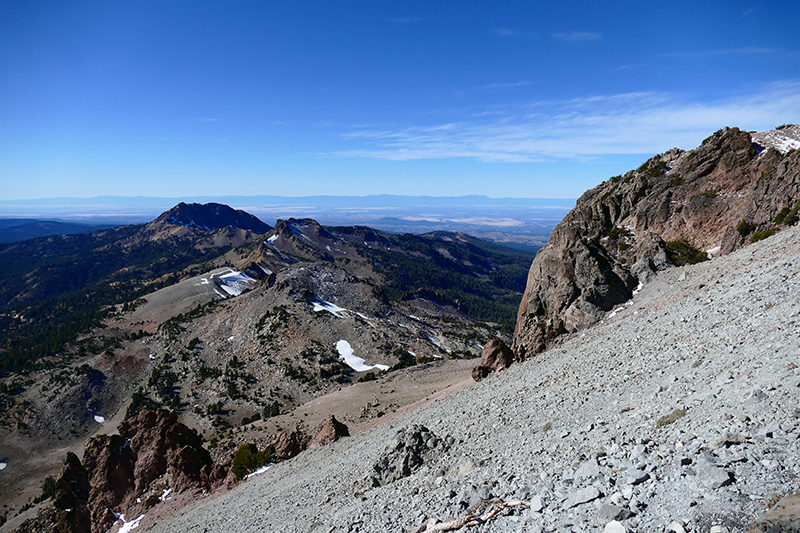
top-left (156, 202), bottom-right (272, 233)
top-left (50, 409), bottom-right (217, 533)
top-left (514, 126), bottom-right (800, 358)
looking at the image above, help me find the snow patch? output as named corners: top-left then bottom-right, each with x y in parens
top-left (117, 514), bottom-right (146, 533)
top-left (312, 299), bottom-right (349, 318)
top-left (0, 462), bottom-right (7, 471)
top-left (267, 234), bottom-right (279, 243)
top-left (245, 463), bottom-right (275, 479)
top-left (214, 269), bottom-right (257, 296)
top-left (94, 415), bottom-right (105, 423)
top-left (336, 340), bottom-right (389, 372)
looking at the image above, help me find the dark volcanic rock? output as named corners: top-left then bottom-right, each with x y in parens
top-left (155, 202), bottom-right (271, 233)
top-left (472, 337), bottom-right (515, 382)
top-left (366, 424), bottom-right (452, 487)
top-left (514, 126), bottom-right (800, 358)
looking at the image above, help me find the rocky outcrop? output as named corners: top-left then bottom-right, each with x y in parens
top-left (749, 493), bottom-right (800, 532)
top-left (363, 425), bottom-right (453, 488)
top-left (50, 409), bottom-right (216, 533)
top-left (310, 415), bottom-right (350, 449)
top-left (472, 338), bottom-right (515, 381)
top-left (514, 125), bottom-right (800, 358)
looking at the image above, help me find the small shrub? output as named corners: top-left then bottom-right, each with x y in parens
top-left (670, 174), bottom-right (685, 186)
top-left (692, 190), bottom-right (716, 201)
top-left (230, 443), bottom-right (271, 479)
top-left (618, 242), bottom-right (631, 251)
top-left (599, 184), bottom-right (618, 203)
top-left (33, 476), bottom-right (56, 504)
top-left (656, 408), bottom-right (686, 428)
top-left (609, 175), bottom-right (622, 183)
top-left (737, 220), bottom-right (756, 236)
top-left (665, 238), bottom-right (709, 266)
top-left (358, 372), bottom-right (377, 383)
top-left (674, 206), bottom-right (683, 213)
top-left (774, 207), bottom-right (791, 224)
top-left (608, 226), bottom-right (631, 241)
top-left (541, 422), bottom-right (552, 432)
top-left (750, 228), bottom-right (777, 242)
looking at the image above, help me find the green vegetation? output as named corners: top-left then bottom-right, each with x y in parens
top-left (362, 234), bottom-right (532, 328)
top-left (607, 226), bottom-right (631, 241)
top-left (670, 174), bottom-right (685, 186)
top-left (599, 184), bottom-right (618, 203)
top-left (737, 220), bottom-right (756, 236)
top-left (0, 226), bottom-right (236, 373)
top-left (775, 201), bottom-right (800, 226)
top-left (636, 156), bottom-right (667, 178)
top-left (750, 228), bottom-right (777, 243)
top-left (656, 408), bottom-right (686, 428)
top-left (692, 190), bottom-right (717, 201)
top-left (230, 443), bottom-right (271, 479)
top-left (609, 175), bottom-right (622, 183)
top-left (125, 387), bottom-right (159, 420)
top-left (33, 476), bottom-right (56, 504)
top-left (665, 238), bottom-right (709, 266)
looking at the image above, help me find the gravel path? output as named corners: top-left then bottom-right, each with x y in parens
top-left (142, 225), bottom-right (800, 533)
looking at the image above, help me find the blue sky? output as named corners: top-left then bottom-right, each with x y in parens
top-left (2, 0), bottom-right (800, 200)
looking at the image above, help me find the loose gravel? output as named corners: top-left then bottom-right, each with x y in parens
top-left (142, 224), bottom-right (800, 533)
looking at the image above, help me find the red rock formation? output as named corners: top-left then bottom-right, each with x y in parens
top-left (472, 338), bottom-right (515, 382)
top-left (50, 409), bottom-right (217, 533)
top-left (310, 415), bottom-right (350, 449)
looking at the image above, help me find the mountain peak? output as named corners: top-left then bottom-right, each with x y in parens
top-left (154, 202), bottom-right (271, 233)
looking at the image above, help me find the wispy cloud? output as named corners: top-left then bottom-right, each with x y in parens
top-left (476, 81), bottom-right (535, 90)
top-left (330, 81), bottom-right (800, 162)
top-left (552, 31), bottom-right (602, 42)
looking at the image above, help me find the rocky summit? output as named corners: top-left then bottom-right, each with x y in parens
top-left (514, 125), bottom-right (800, 358)
top-left (138, 193), bottom-right (800, 532)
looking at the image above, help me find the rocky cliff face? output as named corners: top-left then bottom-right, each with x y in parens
top-left (50, 409), bottom-right (218, 533)
top-left (514, 125), bottom-right (800, 358)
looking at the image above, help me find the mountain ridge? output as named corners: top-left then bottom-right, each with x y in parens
top-left (514, 125), bottom-right (800, 358)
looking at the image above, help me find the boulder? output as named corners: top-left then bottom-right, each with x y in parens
top-left (310, 415), bottom-right (350, 449)
top-left (472, 338), bottom-right (515, 382)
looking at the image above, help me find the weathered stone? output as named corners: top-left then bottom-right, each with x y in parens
top-left (748, 494), bottom-right (800, 533)
top-left (625, 469), bottom-right (650, 485)
top-left (309, 415), bottom-right (350, 449)
top-left (698, 466), bottom-right (733, 489)
top-left (604, 520), bottom-right (627, 533)
top-left (513, 127), bottom-right (800, 358)
top-left (472, 338), bottom-right (515, 381)
top-left (564, 486), bottom-right (601, 508)
top-left (574, 457), bottom-right (601, 480)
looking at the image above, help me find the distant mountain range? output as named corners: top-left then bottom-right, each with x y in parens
top-left (0, 219), bottom-right (117, 244)
top-left (0, 195), bottom-right (573, 250)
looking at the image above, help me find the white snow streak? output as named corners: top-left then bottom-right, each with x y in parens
top-left (336, 340), bottom-right (389, 372)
